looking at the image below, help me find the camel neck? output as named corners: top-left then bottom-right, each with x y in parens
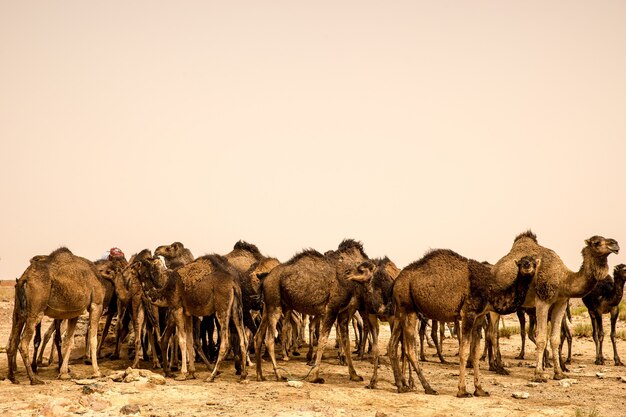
top-left (564, 249), bottom-right (609, 298)
top-left (490, 272), bottom-right (532, 315)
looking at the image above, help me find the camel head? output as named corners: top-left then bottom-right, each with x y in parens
top-left (94, 260), bottom-right (122, 282)
top-left (614, 264), bottom-right (626, 280)
top-left (515, 256), bottom-right (540, 280)
top-left (343, 260), bottom-right (376, 283)
top-left (584, 236), bottom-right (620, 258)
top-left (155, 242), bottom-right (185, 259)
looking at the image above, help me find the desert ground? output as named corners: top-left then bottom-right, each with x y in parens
top-left (0, 285), bottom-right (625, 417)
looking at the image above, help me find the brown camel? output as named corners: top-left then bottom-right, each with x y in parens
top-left (155, 242), bottom-right (194, 269)
top-left (254, 239), bottom-right (374, 384)
top-left (492, 232), bottom-right (619, 382)
top-left (7, 248), bottom-right (105, 384)
top-left (388, 249), bottom-right (539, 397)
top-left (583, 264), bottom-right (626, 366)
top-left (109, 250), bottom-right (161, 369)
top-left (137, 254), bottom-right (248, 382)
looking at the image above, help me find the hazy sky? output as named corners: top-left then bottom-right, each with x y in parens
top-left (1, 1), bottom-right (625, 280)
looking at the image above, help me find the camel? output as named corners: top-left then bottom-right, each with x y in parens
top-left (492, 232), bottom-right (619, 382)
top-left (137, 254), bottom-right (248, 382)
top-left (7, 248), bottom-right (105, 384)
top-left (388, 249), bottom-right (539, 397)
top-left (155, 242), bottom-right (194, 269)
top-left (582, 264), bottom-right (626, 366)
top-left (254, 239), bottom-right (374, 384)
top-left (109, 250), bottom-right (161, 369)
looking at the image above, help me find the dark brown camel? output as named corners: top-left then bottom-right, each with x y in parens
top-left (7, 248), bottom-right (105, 384)
top-left (224, 240), bottom-right (265, 273)
top-left (492, 232), bottom-right (619, 382)
top-left (254, 239), bottom-right (374, 384)
top-left (582, 264), bottom-right (626, 366)
top-left (137, 254), bottom-right (248, 382)
top-left (388, 249), bottom-right (539, 397)
top-left (109, 250), bottom-right (161, 369)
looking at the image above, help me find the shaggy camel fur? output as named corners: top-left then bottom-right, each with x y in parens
top-left (254, 239), bottom-right (374, 384)
top-left (583, 264), bottom-right (626, 366)
top-left (7, 248), bottom-right (105, 384)
top-left (492, 232), bottom-right (619, 382)
top-left (388, 250), bottom-right (538, 397)
top-left (224, 240), bottom-right (265, 273)
top-left (138, 255), bottom-right (248, 382)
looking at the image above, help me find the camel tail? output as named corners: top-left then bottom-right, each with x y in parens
top-left (232, 285), bottom-right (244, 324)
top-left (15, 279), bottom-right (28, 317)
top-left (251, 272), bottom-right (270, 308)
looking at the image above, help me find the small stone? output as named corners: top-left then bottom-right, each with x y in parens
top-left (89, 399), bottom-right (110, 412)
top-left (526, 382), bottom-right (539, 388)
top-left (287, 380), bottom-right (304, 388)
top-left (120, 404), bottom-right (141, 415)
top-left (376, 412), bottom-right (389, 417)
top-left (596, 373), bottom-right (605, 379)
top-left (512, 391), bottom-right (529, 399)
top-left (124, 374), bottom-right (139, 383)
top-left (558, 380), bottom-right (571, 388)
top-left (82, 383), bottom-right (107, 395)
top-left (108, 371), bottom-right (126, 382)
top-left (148, 375), bottom-right (166, 385)
top-left (619, 376), bottom-right (626, 383)
top-left (74, 379), bottom-right (97, 385)
top-left (239, 379), bottom-right (250, 384)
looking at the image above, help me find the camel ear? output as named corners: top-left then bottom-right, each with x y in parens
top-left (256, 272), bottom-right (270, 280)
top-left (534, 258), bottom-right (541, 268)
top-left (514, 259), bottom-right (520, 267)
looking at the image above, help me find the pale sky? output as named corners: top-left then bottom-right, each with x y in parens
top-left (1, 1), bottom-right (625, 280)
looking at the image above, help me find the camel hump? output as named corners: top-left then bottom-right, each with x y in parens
top-left (233, 240), bottom-right (261, 256)
top-left (285, 249), bottom-right (325, 265)
top-left (514, 230), bottom-right (538, 244)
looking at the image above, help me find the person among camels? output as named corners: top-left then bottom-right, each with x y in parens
top-left (388, 249), bottom-right (539, 397)
top-left (582, 263), bottom-right (626, 366)
top-left (7, 248), bottom-right (105, 384)
top-left (492, 231), bottom-right (619, 382)
top-left (254, 239), bottom-right (374, 384)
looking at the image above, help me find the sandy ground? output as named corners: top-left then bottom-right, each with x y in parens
top-left (1, 296), bottom-right (626, 417)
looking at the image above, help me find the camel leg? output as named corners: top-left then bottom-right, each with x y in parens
top-left (110, 305), bottom-right (130, 360)
top-left (36, 321), bottom-right (54, 366)
top-left (402, 312), bottom-right (437, 395)
top-left (97, 310), bottom-right (114, 359)
top-left (206, 306), bottom-right (231, 382)
top-left (471, 317), bottom-right (489, 397)
top-left (337, 311), bottom-right (362, 382)
top-left (610, 307), bottom-right (623, 366)
top-left (160, 318), bottom-right (176, 377)
top-left (58, 317), bottom-right (78, 380)
top-left (131, 302), bottom-right (145, 369)
top-left (31, 323), bottom-right (41, 374)
top-left (169, 308), bottom-right (188, 381)
top-left (88, 303), bottom-right (103, 378)
top-left (388, 314), bottom-right (410, 392)
top-left (231, 298), bottom-right (249, 381)
top-left (183, 316), bottom-right (196, 379)
top-left (309, 313), bottom-right (337, 384)
top-left (418, 318), bottom-right (427, 361)
top-left (263, 306), bottom-right (285, 381)
top-left (7, 313), bottom-right (26, 384)
top-left (548, 301), bottom-right (568, 380)
top-left (366, 316), bottom-right (382, 389)
top-left (558, 318), bottom-right (570, 371)
top-left (254, 309), bottom-right (270, 381)
top-left (192, 317), bottom-right (212, 372)
top-left (532, 302), bottom-right (550, 382)
top-left (486, 313), bottom-right (507, 375)
top-left (18, 314), bottom-right (44, 385)
top-left (516, 310), bottom-right (526, 359)
top-left (306, 316), bottom-right (318, 364)
top-left (280, 310), bottom-right (292, 361)
top-left (432, 321), bottom-right (445, 363)
top-left (457, 313), bottom-right (474, 397)
top-left (52, 320), bottom-right (63, 370)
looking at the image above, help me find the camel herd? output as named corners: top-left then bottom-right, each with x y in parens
top-left (5, 232), bottom-right (625, 398)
